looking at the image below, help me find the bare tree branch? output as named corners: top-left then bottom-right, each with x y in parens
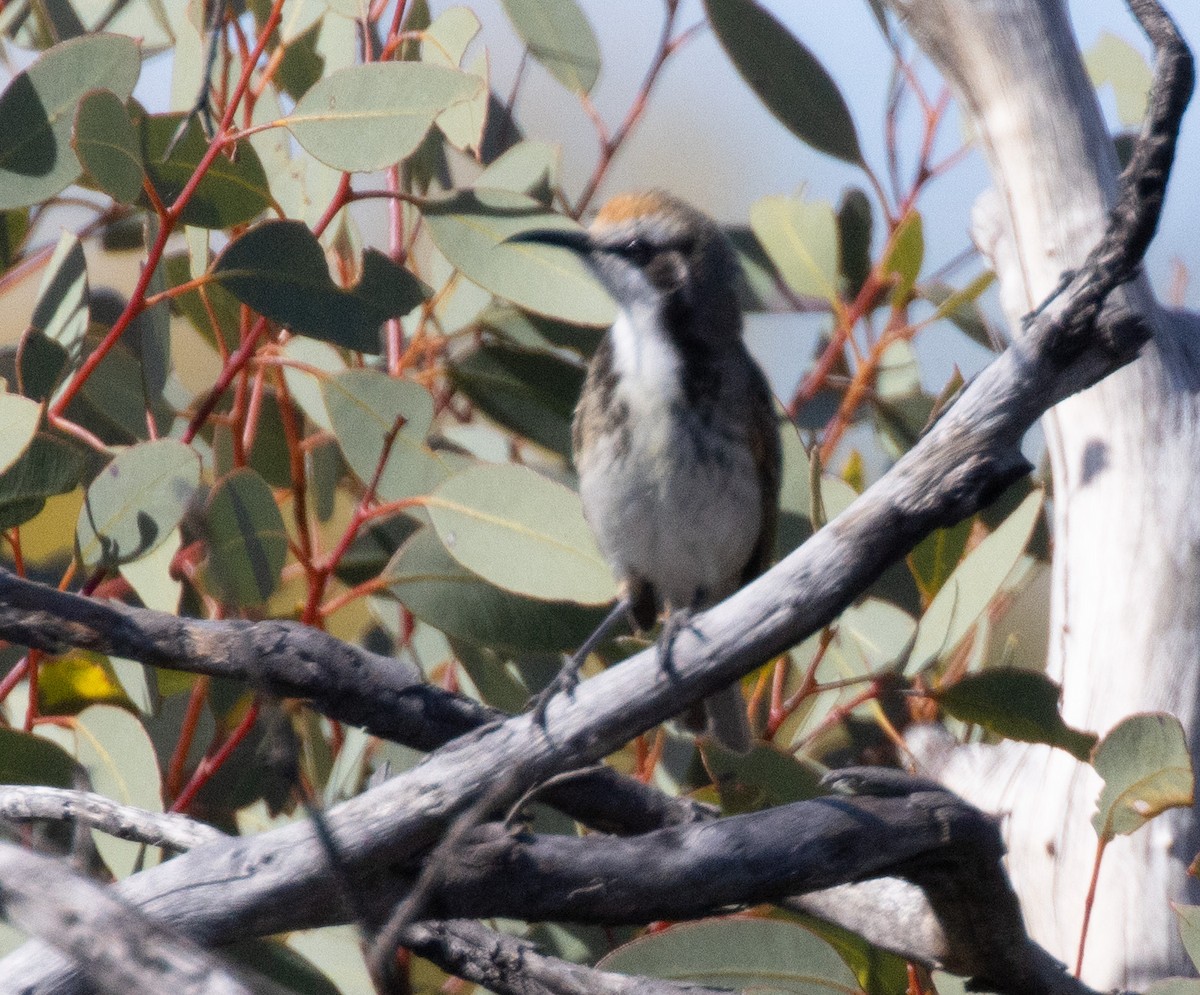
top-left (0, 568), bottom-right (711, 837)
top-left (0, 842), bottom-right (263, 995)
top-left (402, 919), bottom-right (731, 995)
top-left (0, 1), bottom-right (1189, 992)
top-left (0, 785), bottom-right (226, 851)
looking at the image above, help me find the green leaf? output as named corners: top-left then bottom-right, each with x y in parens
top-left (703, 741), bottom-right (823, 814)
top-left (448, 342), bottom-right (584, 459)
top-left (284, 63), bottom-right (481, 172)
top-left (38, 650), bottom-right (133, 714)
top-left (139, 110), bottom-right (272, 229)
top-left (884, 210), bottom-right (923, 305)
top-left (907, 487), bottom-right (1043, 675)
top-left (225, 938), bottom-right (343, 995)
top-left (377, 527), bottom-right (610, 654)
top-left (0, 33), bottom-right (140, 209)
top-left (72, 89), bottom-right (142, 204)
top-left (212, 220), bottom-right (428, 352)
top-left (1092, 713), bottom-right (1194, 842)
top-left (0, 727), bottom-right (76, 787)
top-left (76, 440), bottom-right (201, 569)
top-left (750, 194), bottom-right (840, 304)
top-left (426, 463), bottom-right (615, 605)
top-left (322, 369), bottom-right (446, 501)
top-left (0, 392), bottom-right (42, 476)
top-left (1084, 31), bottom-right (1153, 127)
top-left (907, 518), bottom-right (972, 602)
top-left (704, 0), bottom-right (862, 165)
top-left (499, 0), bottom-right (600, 94)
top-left (1174, 904), bottom-right (1200, 975)
top-left (0, 209), bottom-right (30, 272)
top-left (205, 468), bottom-right (288, 607)
top-left (936, 669), bottom-right (1097, 761)
top-left (31, 232), bottom-right (89, 366)
top-left (420, 188), bottom-right (614, 326)
top-left (422, 7), bottom-right (488, 152)
top-left (478, 304), bottom-right (603, 358)
top-left (72, 703), bottom-right (162, 877)
top-left (921, 273), bottom-right (997, 350)
top-left (0, 433), bottom-right (82, 530)
top-left (599, 918), bottom-right (860, 993)
top-left (475, 140), bottom-right (560, 203)
top-left (837, 188), bottom-right (872, 299)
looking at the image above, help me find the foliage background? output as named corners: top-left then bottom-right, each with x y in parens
top-left (0, 1), bottom-right (1197, 993)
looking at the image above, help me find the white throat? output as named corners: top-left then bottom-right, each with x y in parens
top-left (609, 306), bottom-right (683, 401)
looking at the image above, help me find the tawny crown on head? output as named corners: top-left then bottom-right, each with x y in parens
top-left (591, 189), bottom-right (718, 241)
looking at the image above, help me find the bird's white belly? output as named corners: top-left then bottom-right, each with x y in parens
top-left (578, 390), bottom-right (763, 608)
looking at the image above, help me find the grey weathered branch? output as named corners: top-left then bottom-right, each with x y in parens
top-left (0, 785), bottom-right (226, 851)
top-left (891, 0), bottom-right (1199, 985)
top-left (0, 842), bottom-right (261, 995)
top-left (402, 919), bottom-right (730, 995)
top-left (0, 0), bottom-right (1190, 992)
top-left (0, 569), bottom-right (711, 837)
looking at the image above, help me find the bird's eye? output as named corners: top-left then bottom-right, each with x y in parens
top-left (620, 237), bottom-right (654, 264)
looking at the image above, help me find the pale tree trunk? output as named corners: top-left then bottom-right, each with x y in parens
top-left (893, 0), bottom-right (1200, 987)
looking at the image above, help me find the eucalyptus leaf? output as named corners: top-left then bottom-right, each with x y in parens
top-left (0, 392), bottom-right (43, 476)
top-left (72, 89), bottom-right (142, 204)
top-left (205, 468), bottom-right (288, 607)
top-left (704, 0), bottom-right (863, 165)
top-left (138, 110), bottom-right (271, 229)
top-left (750, 195), bottom-right (840, 304)
top-left (499, 0), bottom-right (600, 94)
top-left (936, 669), bottom-right (1097, 761)
top-left (213, 220), bottom-right (428, 352)
top-left (1092, 713), bottom-right (1194, 842)
top-left (285, 62), bottom-right (482, 171)
top-left (322, 369), bottom-right (446, 502)
top-left (377, 527), bottom-right (611, 654)
top-left (598, 918), bottom-right (860, 993)
top-left (448, 342), bottom-right (584, 459)
top-left (420, 188), bottom-right (614, 326)
top-left (0, 33), bottom-right (140, 209)
top-left (907, 487), bottom-right (1043, 675)
top-left (426, 463), bottom-right (616, 605)
top-left (76, 440), bottom-right (201, 568)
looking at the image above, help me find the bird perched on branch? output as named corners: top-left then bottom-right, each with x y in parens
top-left (518, 191), bottom-right (782, 753)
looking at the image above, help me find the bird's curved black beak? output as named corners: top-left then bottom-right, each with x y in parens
top-left (505, 228), bottom-right (594, 253)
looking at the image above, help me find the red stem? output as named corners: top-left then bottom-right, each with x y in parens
top-left (171, 699), bottom-right (262, 814)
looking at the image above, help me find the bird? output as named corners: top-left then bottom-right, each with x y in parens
top-left (518, 190), bottom-right (782, 753)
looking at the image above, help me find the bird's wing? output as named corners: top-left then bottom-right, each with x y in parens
top-left (741, 365), bottom-right (784, 585)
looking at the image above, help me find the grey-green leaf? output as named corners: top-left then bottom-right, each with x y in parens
top-left (285, 62), bottom-right (482, 172)
top-left (139, 110), bottom-right (272, 229)
top-left (76, 440), bottom-right (201, 568)
top-left (0, 33), bottom-right (141, 209)
top-left (598, 918), bottom-right (860, 993)
top-left (212, 220), bottom-right (428, 352)
top-left (0, 433), bottom-right (83, 530)
top-left (205, 468), bottom-right (288, 607)
top-left (377, 527), bottom-right (611, 654)
top-left (704, 0), bottom-right (863, 165)
top-left (72, 89), bottom-right (143, 204)
top-left (936, 669), bottom-right (1097, 762)
top-left (499, 0), bottom-right (600, 94)
top-left (907, 487), bottom-right (1043, 675)
top-left (321, 369), bottom-right (446, 502)
top-left (426, 463), bottom-right (616, 605)
top-left (1092, 713), bottom-right (1194, 842)
top-left (448, 342), bottom-right (583, 459)
top-left (421, 188), bottom-right (614, 326)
